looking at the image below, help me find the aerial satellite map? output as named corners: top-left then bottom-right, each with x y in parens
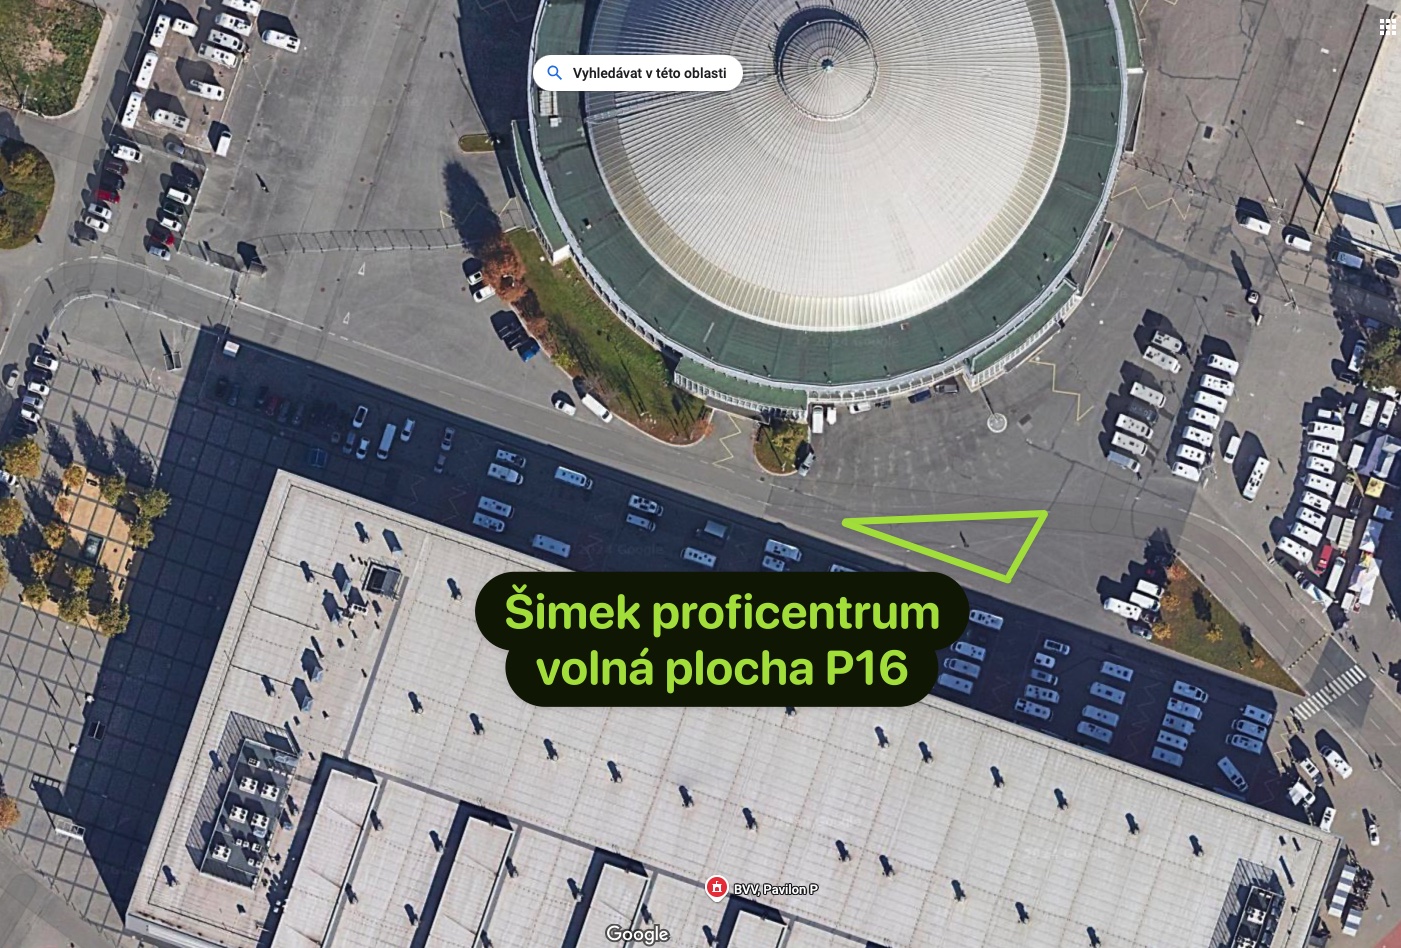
top-left (1, 0), bottom-right (1401, 946)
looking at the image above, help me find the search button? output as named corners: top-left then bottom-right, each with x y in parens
top-left (533, 55), bottom-right (743, 92)
top-left (547, 64), bottom-right (561, 80)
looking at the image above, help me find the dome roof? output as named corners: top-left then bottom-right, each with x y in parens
top-left (585, 0), bottom-right (1071, 331)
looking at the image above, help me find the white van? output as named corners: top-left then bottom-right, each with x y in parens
top-left (531, 534), bottom-right (571, 558)
top-left (1151, 330), bottom-right (1184, 354)
top-left (198, 44), bottom-right (239, 68)
top-left (1130, 381), bottom-right (1166, 408)
top-left (477, 496), bottom-right (513, 518)
top-left (554, 466), bottom-right (593, 489)
top-left (937, 673), bottom-right (974, 695)
top-left (1308, 421), bottom-right (1345, 441)
top-left (1177, 443), bottom-right (1208, 466)
top-left (1135, 578), bottom-right (1163, 599)
top-left (1143, 346), bottom-right (1182, 374)
top-left (1240, 704), bottom-right (1274, 726)
top-left (1223, 435), bottom-right (1242, 463)
top-left (135, 50), bottom-right (159, 90)
top-left (1083, 705), bottom-right (1120, 728)
top-left (1379, 399), bottom-right (1397, 430)
top-left (1102, 597), bottom-right (1142, 620)
top-left (1171, 461), bottom-right (1203, 482)
top-left (1284, 229), bottom-right (1312, 251)
top-left (1218, 756), bottom-right (1249, 794)
top-left (682, 547), bottom-right (716, 568)
top-left (1239, 213), bottom-right (1271, 235)
top-left (376, 423), bottom-right (397, 459)
top-left (214, 129), bottom-right (232, 157)
top-left (1291, 522), bottom-right (1324, 548)
top-left (188, 80), bottom-right (225, 101)
top-left (625, 513), bottom-right (656, 532)
top-left (1152, 746), bottom-right (1184, 768)
top-left (1115, 414), bottom-right (1153, 440)
top-left (943, 658), bottom-right (981, 679)
top-left (1187, 406), bottom-right (1221, 429)
top-left (1331, 250), bottom-right (1365, 269)
top-left (1090, 681), bottom-right (1127, 705)
top-left (471, 512), bottom-right (505, 533)
top-left (1276, 535), bottom-right (1314, 564)
top-left (170, 17), bottom-right (198, 35)
top-left (1201, 376), bottom-right (1236, 398)
top-left (1107, 450), bottom-right (1142, 474)
top-left (1156, 730), bottom-right (1189, 752)
top-left (1359, 397), bottom-right (1380, 429)
top-left (150, 14), bottom-right (171, 47)
top-left (486, 462), bottom-right (524, 485)
top-left (1111, 431), bottom-right (1147, 456)
top-left (968, 610), bottom-right (1003, 630)
top-left (1205, 354), bottom-right (1240, 377)
top-left (1242, 456), bottom-right (1270, 501)
top-left (581, 393), bottom-right (613, 422)
top-left (1180, 426), bottom-right (1214, 449)
top-left (1129, 591), bottom-right (1160, 613)
top-left (1307, 440), bottom-right (1340, 460)
top-left (1193, 390), bottom-right (1229, 414)
top-left (1162, 713), bottom-right (1196, 736)
top-left (120, 90), bottom-right (143, 129)
top-left (208, 28), bottom-right (247, 53)
top-left (1303, 472), bottom-right (1335, 496)
top-left (1294, 506), bottom-right (1327, 530)
top-left (1306, 457), bottom-right (1335, 481)
top-left (1077, 721), bottom-right (1114, 744)
top-left (1100, 661), bottom-right (1134, 683)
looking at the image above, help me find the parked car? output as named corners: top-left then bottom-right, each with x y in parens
top-left (31, 351), bottom-right (59, 373)
top-left (400, 418), bottom-right (415, 442)
top-left (473, 283), bottom-right (496, 303)
top-left (85, 202), bottom-right (113, 222)
top-left (552, 392), bottom-right (577, 415)
top-left (1323, 746), bottom-right (1353, 779)
top-left (440, 426), bottom-right (455, 451)
top-left (1298, 757), bottom-right (1322, 783)
top-left (352, 405), bottom-right (369, 428)
top-left (83, 215), bottom-right (110, 233)
top-left (261, 29), bottom-right (301, 52)
top-left (147, 244), bottom-right (171, 260)
top-left (1042, 639), bottom-right (1070, 656)
top-left (628, 494), bottom-right (662, 516)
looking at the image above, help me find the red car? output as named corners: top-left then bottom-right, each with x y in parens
top-left (153, 227), bottom-right (176, 247)
top-left (95, 188), bottom-right (119, 204)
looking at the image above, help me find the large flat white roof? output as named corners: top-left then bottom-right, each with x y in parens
top-left (128, 473), bottom-right (1341, 948)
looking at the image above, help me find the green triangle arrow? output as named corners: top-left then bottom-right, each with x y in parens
top-left (841, 510), bottom-right (1048, 584)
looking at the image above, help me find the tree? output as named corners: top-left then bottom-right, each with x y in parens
top-left (99, 474), bottom-right (126, 505)
top-left (0, 497), bottom-right (23, 537)
top-left (96, 600), bottom-right (130, 638)
top-left (128, 518), bottom-right (154, 549)
top-left (54, 496), bottom-right (73, 519)
top-left (21, 579), bottom-right (48, 607)
top-left (58, 591), bottom-right (88, 625)
top-left (41, 520), bottom-right (66, 550)
top-left (0, 793), bottom-right (19, 831)
top-left (62, 463), bottom-right (86, 492)
top-left (1361, 328), bottom-right (1401, 391)
top-left (0, 439), bottom-right (40, 479)
top-left (0, 559), bottom-right (8, 590)
top-left (1205, 624), bottom-right (1224, 643)
top-left (68, 565), bottom-right (94, 592)
top-left (29, 549), bottom-right (55, 577)
top-left (135, 488), bottom-right (171, 521)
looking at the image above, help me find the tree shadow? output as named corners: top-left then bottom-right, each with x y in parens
top-left (108, 423), bottom-right (153, 487)
top-left (71, 413), bottom-right (113, 475)
top-left (443, 161), bottom-right (504, 253)
top-left (45, 426), bottom-right (74, 469)
top-left (1192, 588), bottom-right (1213, 623)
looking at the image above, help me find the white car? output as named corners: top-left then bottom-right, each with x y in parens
top-left (467, 269), bottom-right (484, 286)
top-left (83, 215), bottom-right (110, 233)
top-left (0, 469), bottom-right (16, 488)
top-left (261, 29), bottom-right (301, 52)
top-left (352, 405), bottom-right (369, 428)
top-left (1029, 668), bottom-right (1057, 686)
top-left (214, 11), bottom-right (253, 35)
top-left (1042, 638), bottom-right (1070, 655)
top-left (166, 187), bottom-right (193, 206)
top-left (1287, 780), bottom-right (1315, 808)
top-left (440, 426), bottom-right (455, 451)
top-left (31, 352), bottom-right (59, 373)
top-left (473, 283), bottom-right (496, 302)
top-left (26, 381), bottom-right (50, 397)
top-left (85, 202), bottom-right (113, 221)
top-left (20, 407), bottom-right (41, 424)
top-left (1323, 747), bottom-right (1353, 779)
top-left (1369, 819), bottom-right (1381, 846)
top-left (1032, 653), bottom-right (1056, 670)
top-left (1298, 757), bottom-right (1322, 783)
top-left (552, 393), bottom-right (577, 415)
top-left (158, 212), bottom-right (183, 232)
top-left (148, 245), bottom-right (171, 261)
top-left (1319, 806), bottom-right (1336, 832)
top-left (111, 141), bottom-right (142, 163)
top-left (400, 418), bottom-right (415, 442)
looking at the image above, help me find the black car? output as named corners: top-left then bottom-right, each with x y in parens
top-left (227, 382), bottom-right (241, 408)
top-left (1124, 401), bottom-right (1158, 425)
top-left (254, 385), bottom-right (269, 410)
top-left (290, 401), bottom-right (305, 427)
top-left (160, 197), bottom-right (188, 219)
top-left (99, 172), bottom-right (124, 192)
top-left (171, 164), bottom-right (201, 190)
top-left (276, 399), bottom-right (293, 425)
top-left (908, 389), bottom-right (933, 404)
top-left (213, 376), bottom-right (229, 401)
top-left (104, 157), bottom-right (128, 177)
top-left (11, 418), bottom-right (37, 438)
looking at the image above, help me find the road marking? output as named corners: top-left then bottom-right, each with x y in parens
top-left (712, 412), bottom-right (743, 466)
top-left (343, 312), bottom-right (351, 325)
top-left (1111, 183), bottom-right (1191, 219)
top-left (357, 263), bottom-right (366, 276)
top-left (1026, 355), bottom-right (1095, 422)
top-left (1292, 665), bottom-right (1368, 722)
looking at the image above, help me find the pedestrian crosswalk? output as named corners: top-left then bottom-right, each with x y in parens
top-left (1292, 665), bottom-right (1369, 722)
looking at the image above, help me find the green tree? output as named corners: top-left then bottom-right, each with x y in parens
top-left (41, 520), bottom-right (66, 550)
top-left (0, 497), bottom-right (23, 537)
top-left (58, 591), bottom-right (88, 625)
top-left (61, 463), bottom-right (86, 492)
top-left (96, 600), bottom-right (131, 638)
top-left (0, 439), bottom-right (41, 479)
top-left (1362, 329), bottom-right (1401, 391)
top-left (0, 793), bottom-right (19, 831)
top-left (68, 565), bottom-right (94, 592)
top-left (29, 549), bottom-right (55, 578)
top-left (135, 488), bottom-right (172, 521)
top-left (99, 474), bottom-right (126, 505)
top-left (128, 518), bottom-right (154, 549)
top-left (20, 579), bottom-right (48, 608)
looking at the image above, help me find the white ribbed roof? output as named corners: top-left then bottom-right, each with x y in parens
top-left (586, 0), bottom-right (1071, 330)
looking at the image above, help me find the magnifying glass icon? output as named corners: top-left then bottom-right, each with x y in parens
top-left (547, 64), bottom-right (561, 80)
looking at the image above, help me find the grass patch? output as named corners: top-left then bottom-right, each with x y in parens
top-left (0, 140), bottom-right (55, 248)
top-left (457, 133), bottom-right (497, 153)
top-left (505, 228), bottom-right (710, 443)
top-left (754, 420), bottom-right (807, 473)
top-left (1154, 560), bottom-right (1302, 693)
top-left (0, 0), bottom-right (103, 115)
